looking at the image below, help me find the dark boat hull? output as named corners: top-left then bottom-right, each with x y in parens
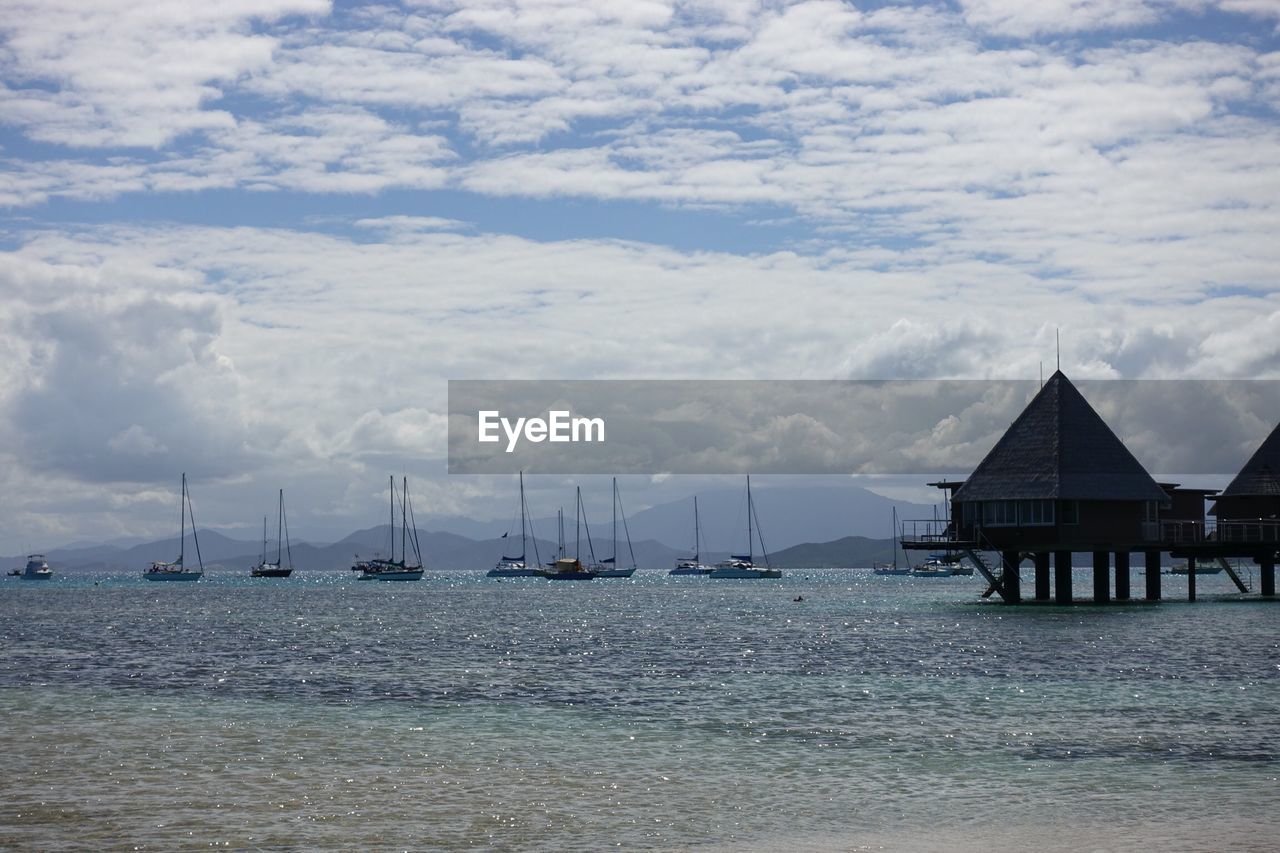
top-left (252, 568), bottom-right (293, 577)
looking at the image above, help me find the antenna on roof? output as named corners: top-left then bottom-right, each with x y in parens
top-left (1055, 328), bottom-right (1061, 371)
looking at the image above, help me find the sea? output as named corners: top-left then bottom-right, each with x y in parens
top-left (1, 567), bottom-right (1276, 851)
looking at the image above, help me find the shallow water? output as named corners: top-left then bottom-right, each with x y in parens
top-left (2, 568), bottom-right (1277, 850)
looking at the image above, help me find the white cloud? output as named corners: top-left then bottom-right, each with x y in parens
top-left (0, 0), bottom-right (332, 147)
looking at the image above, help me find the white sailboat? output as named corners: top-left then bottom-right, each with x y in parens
top-left (670, 496), bottom-right (712, 575)
top-left (488, 471), bottom-right (544, 577)
top-left (709, 476), bottom-right (781, 579)
top-left (873, 507), bottom-right (910, 575)
top-left (353, 476), bottom-right (425, 581)
top-left (251, 489), bottom-right (294, 577)
top-left (144, 473), bottom-right (204, 581)
top-left (594, 478), bottom-right (637, 578)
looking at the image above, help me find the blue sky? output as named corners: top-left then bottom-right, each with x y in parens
top-left (1, 0), bottom-right (1279, 551)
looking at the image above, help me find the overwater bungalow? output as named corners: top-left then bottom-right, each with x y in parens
top-left (901, 371), bottom-right (1274, 603)
top-left (1203, 421), bottom-right (1280, 596)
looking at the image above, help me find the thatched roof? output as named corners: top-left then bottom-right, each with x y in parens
top-left (1219, 421), bottom-right (1280, 498)
top-left (952, 371), bottom-right (1167, 503)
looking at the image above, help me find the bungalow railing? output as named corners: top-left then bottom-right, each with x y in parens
top-left (1217, 519), bottom-right (1280, 543)
top-left (898, 518), bottom-right (957, 544)
top-left (1159, 519), bottom-right (1280, 544)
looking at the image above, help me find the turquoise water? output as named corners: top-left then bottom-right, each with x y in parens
top-left (1, 569), bottom-right (1277, 850)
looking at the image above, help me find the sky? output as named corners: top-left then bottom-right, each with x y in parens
top-left (1, 0), bottom-right (1279, 552)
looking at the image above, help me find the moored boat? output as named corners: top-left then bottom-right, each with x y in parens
top-left (251, 489), bottom-right (294, 577)
top-left (593, 478), bottom-right (637, 578)
top-left (708, 476), bottom-right (781, 579)
top-left (544, 556), bottom-right (598, 580)
top-left (144, 473), bottom-right (204, 581)
top-left (1166, 562), bottom-right (1223, 575)
top-left (670, 496), bottom-right (712, 575)
top-left (545, 488), bottom-right (599, 580)
top-left (873, 508), bottom-right (911, 575)
top-left (354, 476), bottom-right (426, 581)
top-left (488, 471), bottom-right (544, 577)
top-left (911, 558), bottom-right (954, 577)
top-left (16, 554), bottom-right (53, 580)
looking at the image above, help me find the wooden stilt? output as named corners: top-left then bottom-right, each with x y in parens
top-left (1144, 549), bottom-right (1161, 601)
top-left (1187, 555), bottom-right (1196, 602)
top-left (1054, 550), bottom-right (1072, 604)
top-left (1261, 553), bottom-right (1276, 598)
top-left (1002, 550), bottom-right (1021, 603)
top-left (1093, 550), bottom-right (1110, 603)
top-left (1114, 551), bottom-right (1130, 601)
top-left (1034, 552), bottom-right (1050, 600)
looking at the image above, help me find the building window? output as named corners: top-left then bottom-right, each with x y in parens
top-left (1020, 499), bottom-right (1055, 526)
top-left (1060, 500), bottom-right (1079, 525)
top-left (1143, 501), bottom-right (1160, 522)
top-left (982, 500), bottom-right (1018, 526)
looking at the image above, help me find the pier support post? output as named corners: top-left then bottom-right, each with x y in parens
top-left (1114, 551), bottom-right (1130, 601)
top-left (1054, 550), bottom-right (1072, 604)
top-left (1144, 549), bottom-right (1161, 601)
top-left (1187, 556), bottom-right (1196, 602)
top-left (1093, 551), bottom-right (1110, 603)
top-left (1261, 553), bottom-right (1276, 598)
top-left (1002, 550), bottom-right (1021, 603)
top-left (1034, 552), bottom-right (1051, 601)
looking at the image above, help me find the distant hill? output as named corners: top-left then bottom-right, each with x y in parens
top-left (769, 536), bottom-right (897, 568)
top-left (519, 485), bottom-right (940, 552)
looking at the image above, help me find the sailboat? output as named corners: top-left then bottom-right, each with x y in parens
top-left (670, 496), bottom-right (712, 575)
top-left (873, 507), bottom-right (911, 575)
top-left (251, 489), bottom-right (294, 577)
top-left (353, 476), bottom-right (425, 581)
top-left (594, 478), bottom-right (637, 578)
top-left (544, 487), bottom-right (598, 580)
top-left (488, 471), bottom-right (544, 577)
top-left (708, 476), bottom-right (781, 579)
top-left (144, 473), bottom-right (204, 581)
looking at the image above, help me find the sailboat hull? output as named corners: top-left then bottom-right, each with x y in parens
top-left (144, 571), bottom-right (203, 581)
top-left (359, 569), bottom-right (423, 581)
top-left (708, 567), bottom-right (781, 579)
top-left (669, 566), bottom-right (712, 575)
top-left (594, 568), bottom-right (636, 578)
top-left (251, 568), bottom-right (293, 577)
top-left (487, 568), bottom-right (544, 577)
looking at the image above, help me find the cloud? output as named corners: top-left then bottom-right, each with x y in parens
top-left (0, 0), bottom-right (332, 147)
top-left (2, 2), bottom-right (1279, 549)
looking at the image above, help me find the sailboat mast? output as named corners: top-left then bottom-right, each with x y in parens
top-left (276, 489), bottom-right (283, 564)
top-left (694, 496), bottom-right (701, 562)
top-left (892, 506), bottom-right (899, 570)
top-left (575, 486), bottom-right (581, 560)
top-left (180, 473), bottom-right (186, 566)
top-left (519, 471), bottom-right (526, 561)
top-left (262, 514), bottom-right (267, 564)
top-left (747, 475), bottom-right (753, 565)
top-left (402, 476), bottom-right (408, 566)
top-left (612, 477), bottom-right (617, 564)
top-left (388, 474), bottom-right (394, 561)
